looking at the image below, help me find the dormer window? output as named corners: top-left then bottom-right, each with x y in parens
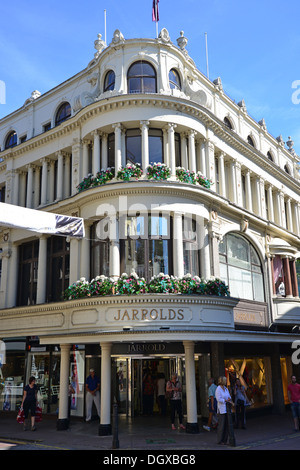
top-left (127, 61), bottom-right (157, 94)
top-left (55, 102), bottom-right (71, 126)
top-left (247, 135), bottom-right (255, 147)
top-left (169, 69), bottom-right (181, 91)
top-left (224, 117), bottom-right (233, 130)
top-left (104, 70), bottom-right (115, 92)
top-left (5, 131), bottom-right (17, 149)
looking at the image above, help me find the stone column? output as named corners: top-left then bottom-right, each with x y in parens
top-left (26, 164), bottom-right (34, 208)
top-left (113, 123), bottom-right (122, 172)
top-left (218, 152), bottom-right (226, 198)
top-left (99, 342), bottom-right (112, 435)
top-left (201, 221), bottom-right (211, 279)
top-left (36, 235), bottom-right (48, 304)
top-left (205, 139), bottom-right (215, 184)
top-left (80, 224), bottom-right (90, 280)
top-left (286, 198), bottom-right (293, 232)
top-left (180, 133), bottom-right (188, 168)
top-left (69, 238), bottom-right (80, 285)
top-left (48, 160), bottom-right (55, 203)
top-left (188, 131), bottom-right (197, 173)
top-left (92, 130), bottom-right (101, 175)
top-left (56, 151), bottom-right (64, 201)
top-left (101, 133), bottom-right (108, 169)
top-left (57, 344), bottom-right (71, 430)
top-left (12, 170), bottom-right (20, 206)
top-left (266, 185), bottom-right (274, 222)
top-left (41, 158), bottom-right (48, 206)
top-left (140, 121), bottom-right (149, 172)
top-left (33, 166), bottom-right (41, 208)
top-left (109, 217), bottom-right (120, 280)
top-left (199, 140), bottom-right (206, 176)
top-left (168, 123), bottom-right (177, 177)
top-left (173, 212), bottom-right (184, 278)
top-left (244, 169), bottom-right (252, 212)
top-left (64, 153), bottom-right (71, 198)
top-left (228, 159), bottom-right (237, 204)
top-left (293, 203), bottom-right (300, 235)
top-left (183, 341), bottom-right (199, 433)
top-left (82, 139), bottom-right (90, 179)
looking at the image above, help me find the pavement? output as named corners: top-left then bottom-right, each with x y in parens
top-left (0, 409), bottom-right (300, 454)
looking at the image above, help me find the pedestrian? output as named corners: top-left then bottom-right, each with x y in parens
top-left (287, 375), bottom-right (300, 431)
top-left (234, 378), bottom-right (247, 429)
top-left (21, 376), bottom-right (38, 431)
top-left (85, 368), bottom-right (100, 422)
top-left (166, 373), bottom-right (186, 430)
top-left (215, 376), bottom-right (233, 445)
top-left (203, 377), bottom-right (217, 431)
top-left (156, 373), bottom-right (167, 415)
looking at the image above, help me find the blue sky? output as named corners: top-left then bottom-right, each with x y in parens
top-left (1, 0), bottom-right (300, 153)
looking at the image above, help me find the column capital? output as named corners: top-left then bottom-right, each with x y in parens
top-left (140, 120), bottom-right (150, 128)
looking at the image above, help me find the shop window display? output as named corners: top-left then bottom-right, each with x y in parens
top-left (0, 345), bottom-right (25, 412)
top-left (225, 357), bottom-right (271, 408)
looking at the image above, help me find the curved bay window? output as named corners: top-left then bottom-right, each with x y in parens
top-left (219, 233), bottom-right (265, 302)
top-left (169, 69), bottom-right (181, 90)
top-left (104, 70), bottom-right (115, 92)
top-left (90, 222), bottom-right (110, 278)
top-left (127, 61), bottom-right (157, 94)
top-left (5, 131), bottom-right (17, 149)
top-left (120, 213), bottom-right (172, 281)
top-left (47, 236), bottom-right (70, 302)
top-left (18, 240), bottom-right (39, 306)
top-left (55, 102), bottom-right (71, 126)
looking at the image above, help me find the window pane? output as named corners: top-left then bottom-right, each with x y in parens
top-left (227, 234), bottom-right (250, 270)
top-left (126, 130), bottom-right (141, 165)
top-left (150, 215), bottom-right (169, 237)
top-left (183, 241), bottom-right (199, 276)
top-left (143, 77), bottom-right (156, 93)
top-left (149, 239), bottom-right (169, 276)
top-left (228, 265), bottom-right (252, 300)
top-left (149, 130), bottom-right (163, 164)
top-left (124, 239), bottom-right (145, 277)
top-left (253, 272), bottom-right (264, 302)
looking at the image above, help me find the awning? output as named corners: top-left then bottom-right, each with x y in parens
top-left (0, 202), bottom-right (85, 238)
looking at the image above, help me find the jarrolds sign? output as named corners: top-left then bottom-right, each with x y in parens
top-left (105, 306), bottom-right (192, 324)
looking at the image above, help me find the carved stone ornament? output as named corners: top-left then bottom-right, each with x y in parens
top-left (158, 28), bottom-right (171, 44)
top-left (94, 33), bottom-right (106, 58)
top-left (286, 136), bottom-right (296, 156)
top-left (112, 29), bottom-right (125, 46)
top-left (23, 90), bottom-right (41, 106)
top-left (177, 31), bottom-right (188, 50)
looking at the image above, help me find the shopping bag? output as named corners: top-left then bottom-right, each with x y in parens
top-left (16, 407), bottom-right (25, 424)
top-left (35, 404), bottom-right (42, 423)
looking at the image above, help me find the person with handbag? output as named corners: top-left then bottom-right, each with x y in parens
top-left (21, 376), bottom-right (38, 431)
top-left (234, 378), bottom-right (247, 429)
top-left (215, 376), bottom-right (234, 445)
top-left (166, 373), bottom-right (186, 430)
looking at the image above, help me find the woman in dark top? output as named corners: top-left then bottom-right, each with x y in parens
top-left (21, 376), bottom-right (38, 431)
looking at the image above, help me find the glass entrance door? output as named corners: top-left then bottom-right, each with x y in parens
top-left (131, 357), bottom-right (185, 417)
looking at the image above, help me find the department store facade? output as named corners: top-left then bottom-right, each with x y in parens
top-left (0, 28), bottom-right (300, 434)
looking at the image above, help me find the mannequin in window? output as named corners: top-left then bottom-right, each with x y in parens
top-left (277, 277), bottom-right (285, 296)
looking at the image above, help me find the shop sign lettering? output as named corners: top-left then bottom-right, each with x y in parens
top-left (105, 307), bottom-right (192, 323)
top-left (127, 343), bottom-right (166, 353)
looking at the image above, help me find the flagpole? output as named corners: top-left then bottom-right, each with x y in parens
top-left (104, 9), bottom-right (107, 45)
top-left (205, 32), bottom-right (209, 79)
top-left (155, 1), bottom-right (158, 38)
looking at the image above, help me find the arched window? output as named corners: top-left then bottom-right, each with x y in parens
top-left (104, 70), bottom-right (115, 92)
top-left (224, 117), bottom-right (233, 130)
top-left (55, 102), bottom-right (71, 126)
top-left (247, 135), bottom-right (255, 147)
top-left (219, 233), bottom-right (265, 302)
top-left (169, 69), bottom-right (181, 90)
top-left (5, 131), bottom-right (17, 149)
top-left (127, 61), bottom-right (157, 94)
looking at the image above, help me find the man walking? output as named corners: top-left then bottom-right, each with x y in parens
top-left (288, 375), bottom-right (300, 431)
top-left (85, 368), bottom-right (100, 422)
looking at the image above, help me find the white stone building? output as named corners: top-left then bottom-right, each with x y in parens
top-left (0, 28), bottom-right (300, 433)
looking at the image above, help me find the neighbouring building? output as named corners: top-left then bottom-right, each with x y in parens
top-left (0, 28), bottom-right (300, 434)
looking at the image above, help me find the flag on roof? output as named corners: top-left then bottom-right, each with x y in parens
top-left (152, 0), bottom-right (159, 22)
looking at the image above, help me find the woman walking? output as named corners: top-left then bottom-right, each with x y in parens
top-left (215, 376), bottom-right (233, 445)
top-left (21, 376), bottom-right (38, 431)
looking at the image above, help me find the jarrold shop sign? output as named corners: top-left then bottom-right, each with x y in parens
top-left (105, 306), bottom-right (192, 324)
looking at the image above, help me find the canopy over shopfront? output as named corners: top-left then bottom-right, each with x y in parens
top-left (0, 202), bottom-right (85, 238)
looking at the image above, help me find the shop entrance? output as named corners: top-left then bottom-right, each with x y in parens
top-left (112, 356), bottom-right (185, 417)
top-left (132, 357), bottom-right (185, 417)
